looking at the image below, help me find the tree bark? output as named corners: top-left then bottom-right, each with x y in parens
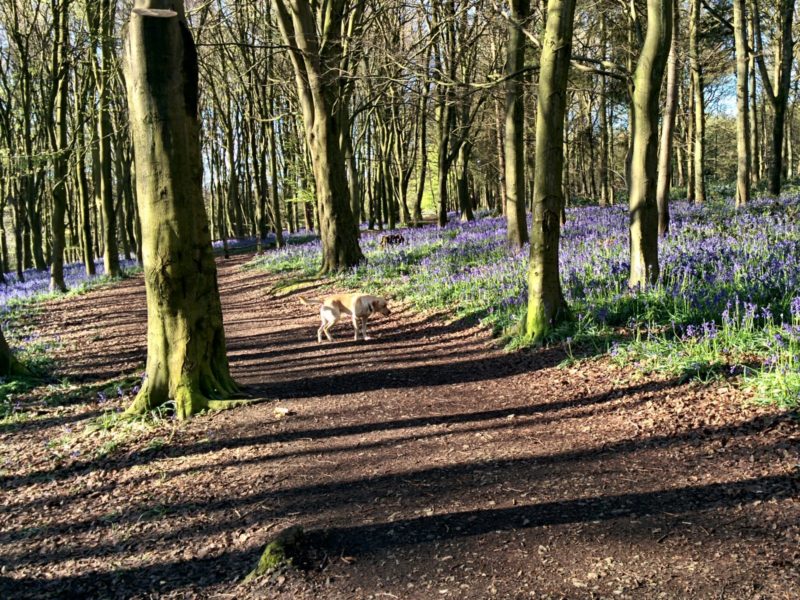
top-left (733, 0), bottom-right (751, 207)
top-left (272, 0), bottom-right (363, 273)
top-left (49, 0), bottom-right (71, 292)
top-left (752, 0), bottom-right (794, 195)
top-left (505, 0), bottom-right (530, 249)
top-left (655, 0), bottom-right (678, 236)
top-left (525, 0), bottom-right (576, 342)
top-left (96, 0), bottom-right (121, 276)
top-left (629, 0), bottom-right (672, 288)
top-left (689, 0), bottom-right (706, 204)
top-left (457, 142), bottom-right (475, 222)
top-left (124, 0), bottom-right (241, 419)
top-left (747, 8), bottom-right (760, 184)
top-left (413, 73), bottom-right (431, 224)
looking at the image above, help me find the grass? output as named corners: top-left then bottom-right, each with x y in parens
top-left (247, 200), bottom-right (800, 410)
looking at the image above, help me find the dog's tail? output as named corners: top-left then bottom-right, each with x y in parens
top-left (298, 296), bottom-right (318, 309)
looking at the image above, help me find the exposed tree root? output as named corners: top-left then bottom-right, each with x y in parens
top-left (124, 373), bottom-right (251, 420)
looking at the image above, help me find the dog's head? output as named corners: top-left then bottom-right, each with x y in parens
top-left (371, 297), bottom-right (391, 316)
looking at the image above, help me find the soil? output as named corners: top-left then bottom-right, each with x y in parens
top-left (1, 255), bottom-right (799, 600)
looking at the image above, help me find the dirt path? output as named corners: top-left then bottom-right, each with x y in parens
top-left (1, 256), bottom-right (799, 599)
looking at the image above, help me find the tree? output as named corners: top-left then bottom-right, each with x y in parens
top-left (505, 0), bottom-right (530, 250)
top-left (123, 0), bottom-right (241, 419)
top-left (48, 0), bottom-right (71, 292)
top-left (733, 0), bottom-right (752, 206)
top-left (431, 0), bottom-right (491, 227)
top-left (689, 0), bottom-right (706, 204)
top-left (655, 0), bottom-right (678, 236)
top-left (272, 0), bottom-right (363, 273)
top-left (525, 0), bottom-right (576, 342)
top-left (628, 0), bottom-right (672, 288)
top-left (752, 0), bottom-right (794, 196)
top-left (88, 0), bottom-right (121, 277)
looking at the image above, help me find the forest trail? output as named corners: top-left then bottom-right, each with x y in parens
top-left (2, 256), bottom-right (799, 599)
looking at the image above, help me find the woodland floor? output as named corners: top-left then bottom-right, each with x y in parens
top-left (1, 254), bottom-right (799, 600)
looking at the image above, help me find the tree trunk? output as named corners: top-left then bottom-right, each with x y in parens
top-left (505, 0), bottom-right (530, 249)
top-left (457, 142), bottom-right (475, 222)
top-left (686, 80), bottom-right (695, 201)
top-left (413, 82), bottom-right (430, 224)
top-left (599, 65), bottom-right (610, 206)
top-left (752, 0), bottom-right (794, 195)
top-left (748, 8), bottom-right (760, 184)
top-left (437, 149), bottom-right (451, 227)
top-left (629, 0), bottom-right (672, 288)
top-left (689, 0), bottom-right (706, 204)
top-left (525, 0), bottom-right (576, 342)
top-left (268, 107), bottom-right (285, 248)
top-left (733, 0), bottom-right (751, 207)
top-left (272, 0), bottom-right (363, 273)
top-left (49, 0), bottom-right (71, 292)
top-left (0, 325), bottom-right (28, 378)
top-left (12, 192), bottom-right (24, 280)
top-left (96, 0), bottom-right (121, 277)
top-left (124, 0), bottom-right (241, 419)
top-left (115, 138), bottom-right (132, 260)
top-left (435, 66), bottom-right (455, 228)
top-left (655, 0), bottom-right (678, 236)
top-left (494, 99), bottom-right (507, 215)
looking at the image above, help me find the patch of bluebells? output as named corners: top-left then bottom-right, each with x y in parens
top-left (0, 257), bottom-right (139, 312)
top-left (253, 197), bottom-right (800, 325)
top-left (210, 229), bottom-right (317, 252)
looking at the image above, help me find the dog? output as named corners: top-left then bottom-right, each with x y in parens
top-left (299, 293), bottom-right (391, 343)
top-left (380, 234), bottom-right (405, 247)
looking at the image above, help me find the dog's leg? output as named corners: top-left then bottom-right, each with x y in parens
top-left (352, 314), bottom-right (360, 341)
top-left (317, 308), bottom-right (325, 344)
top-left (320, 307), bottom-right (337, 342)
top-left (325, 313), bottom-right (338, 341)
top-left (362, 317), bottom-right (371, 341)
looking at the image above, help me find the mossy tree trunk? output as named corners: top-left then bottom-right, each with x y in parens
top-left (123, 0), bottom-right (240, 420)
top-left (505, 0), bottom-right (530, 249)
top-left (628, 0), bottom-right (672, 289)
top-left (272, 0), bottom-right (363, 273)
top-left (524, 0), bottom-right (576, 343)
top-left (733, 0), bottom-right (751, 207)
